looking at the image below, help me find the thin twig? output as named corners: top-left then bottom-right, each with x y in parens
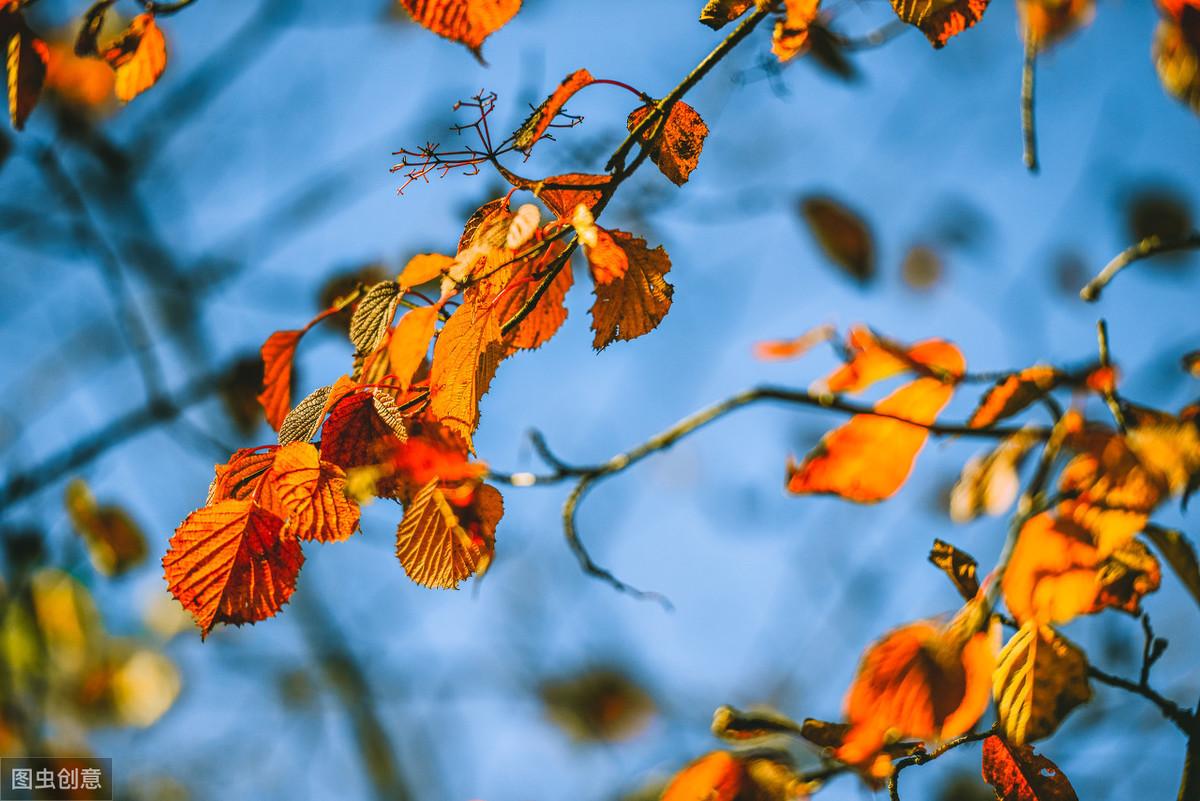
top-left (888, 725), bottom-right (998, 800)
top-left (1080, 232), bottom-right (1200, 302)
top-left (1021, 33), bottom-right (1039, 173)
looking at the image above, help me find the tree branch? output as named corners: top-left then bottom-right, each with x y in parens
top-left (1080, 232), bottom-right (1200, 302)
top-left (887, 725), bottom-right (998, 800)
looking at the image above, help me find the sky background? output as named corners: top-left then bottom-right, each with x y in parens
top-left (2, 0), bottom-right (1200, 799)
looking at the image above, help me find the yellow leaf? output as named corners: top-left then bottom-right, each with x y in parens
top-left (102, 13), bottom-right (166, 103)
top-left (588, 230), bottom-right (673, 350)
top-left (429, 293), bottom-right (504, 444)
top-left (993, 622), bottom-right (1091, 744)
top-left (394, 479), bottom-right (501, 588)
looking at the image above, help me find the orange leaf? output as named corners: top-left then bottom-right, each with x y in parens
top-left (102, 13), bottom-right (166, 103)
top-left (163, 499), bottom-right (303, 638)
top-left (207, 447), bottom-right (278, 504)
top-left (626, 100), bottom-right (709, 186)
top-left (265, 442), bottom-right (360, 543)
top-left (1155, 14), bottom-right (1200, 114)
top-left (491, 241), bottom-right (574, 353)
top-left (661, 751), bottom-right (744, 801)
top-left (388, 306), bottom-right (440, 391)
top-left (429, 293), bottom-right (504, 444)
top-left (787, 370), bottom-right (961, 502)
top-left (536, 173), bottom-right (611, 219)
top-left (257, 329), bottom-right (306, 431)
top-left (320, 388), bottom-right (409, 497)
top-left (513, 68), bottom-right (594, 154)
top-left (1002, 513), bottom-right (1100, 625)
top-left (817, 326), bottom-right (962, 394)
top-left (889, 0), bottom-right (991, 48)
top-left (397, 0), bottom-right (520, 57)
top-left (399, 253), bottom-right (455, 287)
top-left (44, 40), bottom-right (114, 110)
top-left (2, 7), bottom-right (49, 130)
top-left (1018, 0), bottom-right (1094, 51)
top-left (771, 0), bottom-right (821, 62)
top-left (588, 230), bottom-right (673, 350)
top-left (754, 323), bottom-right (835, 361)
top-left (394, 479), bottom-right (501, 588)
top-left (981, 735), bottom-right (1079, 801)
top-left (968, 366), bottom-right (1063, 428)
top-left (583, 227), bottom-right (630, 284)
top-left (836, 605), bottom-right (997, 777)
top-left (390, 417), bottom-right (487, 497)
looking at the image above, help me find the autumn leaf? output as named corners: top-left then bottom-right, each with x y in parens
top-left (1002, 513), bottom-right (1100, 625)
top-left (163, 499), bottom-right (303, 638)
top-left (387, 306), bottom-right (440, 390)
top-left (771, 0), bottom-right (821, 62)
top-left (661, 751), bottom-right (744, 801)
top-left (968, 366), bottom-right (1064, 428)
top-left (539, 667), bottom-right (656, 742)
top-left (1018, 0), bottom-right (1095, 52)
top-left (264, 442), bottom-right (360, 543)
top-left (588, 230), bottom-right (673, 350)
top-left (429, 293), bottom-right (504, 444)
top-left (1093, 538), bottom-right (1161, 615)
top-left (1, 6), bottom-right (49, 130)
top-left (513, 68), bottom-right (594, 154)
top-left (207, 447), bottom-right (278, 504)
top-left (950, 430), bottom-right (1039, 522)
top-left (699, 0), bottom-right (755, 29)
top-left (394, 479), bottom-right (501, 588)
top-left (889, 0), bottom-right (992, 48)
top-left (836, 602), bottom-right (998, 778)
top-left (815, 326), bottom-right (961, 394)
top-left (258, 329), bottom-right (307, 432)
top-left (450, 197), bottom-right (516, 287)
top-left (928, 539), bottom-right (980, 600)
top-left (1156, 3), bottom-right (1200, 113)
top-left (992, 622), bottom-right (1091, 744)
top-left (389, 415), bottom-right (487, 499)
top-left (754, 323), bottom-right (835, 361)
top-left (981, 735), bottom-right (1079, 801)
top-left (626, 100), bottom-right (709, 186)
top-left (101, 13), bottom-right (166, 103)
top-left (536, 172), bottom-right (611, 218)
top-left (349, 281), bottom-right (401, 356)
top-left (787, 352), bottom-right (964, 503)
top-left (278, 384), bottom-right (334, 446)
top-left (490, 241), bottom-right (574, 354)
top-left (64, 479), bottom-right (148, 576)
top-left (711, 704), bottom-right (804, 741)
top-left (320, 388), bottom-right (409, 497)
top-left (397, 0), bottom-right (521, 59)
top-left (1143, 524), bottom-right (1200, 609)
top-left (399, 252), bottom-right (455, 288)
top-left (44, 40), bottom-right (115, 110)
top-left (798, 195), bottom-right (875, 284)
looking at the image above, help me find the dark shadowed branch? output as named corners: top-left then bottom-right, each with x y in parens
top-left (1080, 232), bottom-right (1200, 302)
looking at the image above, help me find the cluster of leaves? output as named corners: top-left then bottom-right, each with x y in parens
top-left (2, 0), bottom-right (172, 130)
top-left (653, 326), bottom-right (1200, 798)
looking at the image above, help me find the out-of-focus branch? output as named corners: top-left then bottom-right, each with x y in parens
top-left (1080, 232), bottom-right (1200, 302)
top-left (887, 725), bottom-right (998, 800)
top-left (0, 365), bottom-right (234, 514)
top-left (490, 385), bottom-right (1046, 601)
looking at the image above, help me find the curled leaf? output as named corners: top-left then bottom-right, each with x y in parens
top-left (928, 539), bottom-right (980, 600)
top-left (626, 100), bottom-right (709, 186)
top-left (992, 622), bottom-right (1091, 744)
top-left (395, 479), bottom-right (501, 588)
top-left (513, 68), bottom-right (593, 154)
top-left (101, 13), bottom-right (166, 103)
top-left (981, 734), bottom-right (1079, 801)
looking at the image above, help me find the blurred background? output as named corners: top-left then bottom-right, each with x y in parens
top-left (1, 0), bottom-right (1199, 799)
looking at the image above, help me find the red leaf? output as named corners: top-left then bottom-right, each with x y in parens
top-left (981, 735), bottom-right (1079, 801)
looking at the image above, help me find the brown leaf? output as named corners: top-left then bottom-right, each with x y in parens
top-left (535, 172), bottom-right (611, 219)
top-left (349, 281), bottom-right (401, 356)
top-left (394, 479), bottom-right (501, 588)
top-left (699, 0), bottom-right (755, 30)
top-left (1143, 524), bottom-right (1200, 609)
top-left (968, 366), bottom-right (1064, 428)
top-left (64, 479), bottom-right (148, 576)
top-left (1156, 15), bottom-right (1200, 115)
top-left (163, 499), bottom-right (303, 638)
top-left (207, 447), bottom-right (277, 505)
top-left (626, 100), bottom-right (709, 186)
top-left (771, 0), bottom-right (821, 62)
top-left (981, 735), bottom-right (1078, 801)
top-left (513, 68), bottom-right (594, 154)
top-left (711, 704), bottom-right (804, 741)
top-left (2, 8), bottom-right (49, 130)
top-left (588, 230), bottom-right (673, 350)
top-left (1093, 538), bottom-right (1161, 615)
top-left (397, 0), bottom-right (521, 58)
top-left (798, 195), bottom-right (875, 284)
top-left (889, 0), bottom-right (992, 48)
top-left (992, 622), bottom-right (1091, 744)
top-left (102, 13), bottom-right (167, 103)
top-left (928, 539), bottom-right (980, 600)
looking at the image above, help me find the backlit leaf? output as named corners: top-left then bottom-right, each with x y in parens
top-left (928, 539), bottom-right (980, 600)
top-left (207, 447), bottom-right (277, 505)
top-left (816, 326), bottom-right (961, 394)
top-left (536, 172), bottom-right (611, 218)
top-left (1002, 513), bottom-right (1100, 625)
top-left (1018, 0), bottom-right (1095, 52)
top-left (798, 195), bottom-right (874, 283)
top-left (992, 622), bottom-right (1091, 744)
top-left (278, 383), bottom-right (333, 446)
top-left (101, 13), bottom-right (166, 103)
top-left (264, 442), bottom-right (359, 543)
top-left (397, 0), bottom-right (521, 58)
top-left (349, 281), bottom-right (401, 356)
top-left (394, 479), bottom-right (501, 588)
top-left (513, 68), bottom-right (594, 154)
top-left (754, 323), bottom-right (835, 361)
top-left (889, 0), bottom-right (992, 48)
top-left (788, 345), bottom-right (964, 502)
top-left (3, 8), bottom-right (49, 130)
top-left (699, 0), bottom-right (755, 30)
top-left (771, 0), bottom-right (821, 62)
top-left (258, 329), bottom-right (306, 432)
top-left (429, 293), bottom-right (504, 444)
top-left (968, 366), bottom-right (1063, 428)
top-left (626, 100), bottom-right (709, 186)
top-left (320, 388), bottom-right (409, 497)
top-left (981, 735), bottom-right (1079, 801)
top-left (163, 499), bottom-right (303, 638)
top-left (661, 751), bottom-right (744, 801)
top-left (1155, 6), bottom-right (1200, 114)
top-left (588, 230), bottom-right (673, 350)
top-left (950, 431), bottom-right (1039, 522)
top-left (492, 241), bottom-right (573, 353)
top-left (399, 253), bottom-right (454, 288)
top-left (387, 306), bottom-right (440, 390)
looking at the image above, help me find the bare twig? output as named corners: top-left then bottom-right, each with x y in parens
top-left (1080, 233), bottom-right (1200, 302)
top-left (1021, 34), bottom-right (1038, 173)
top-left (888, 725), bottom-right (998, 800)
